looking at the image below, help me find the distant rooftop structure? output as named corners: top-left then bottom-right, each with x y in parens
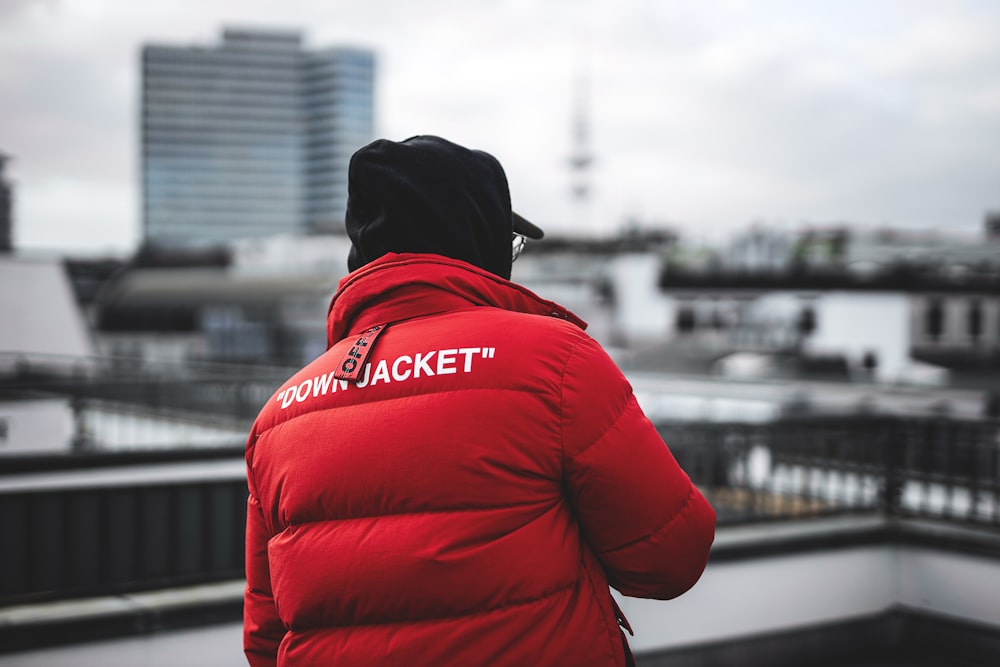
top-left (141, 28), bottom-right (375, 248)
top-left (987, 211), bottom-right (1000, 240)
top-left (724, 223), bottom-right (1000, 278)
top-left (87, 235), bottom-right (352, 366)
top-left (0, 257), bottom-right (93, 360)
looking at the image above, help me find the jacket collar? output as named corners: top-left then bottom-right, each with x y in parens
top-left (327, 253), bottom-right (586, 346)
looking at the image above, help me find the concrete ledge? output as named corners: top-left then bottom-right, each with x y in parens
top-left (710, 514), bottom-right (1000, 562)
top-left (635, 607), bottom-right (1000, 667)
top-left (0, 580), bottom-right (244, 654)
top-left (618, 517), bottom-right (1000, 656)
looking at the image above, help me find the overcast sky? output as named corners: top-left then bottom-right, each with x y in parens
top-left (2, 0), bottom-right (999, 255)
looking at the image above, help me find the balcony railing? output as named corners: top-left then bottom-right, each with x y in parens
top-left (0, 352), bottom-right (291, 427)
top-left (1, 354), bottom-right (998, 605)
top-left (664, 416), bottom-right (1000, 527)
top-left (0, 454), bottom-right (247, 605)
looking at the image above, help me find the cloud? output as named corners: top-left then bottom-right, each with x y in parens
top-left (0, 0), bottom-right (59, 21)
top-left (578, 2), bottom-right (1000, 235)
top-left (2, 0), bottom-right (999, 253)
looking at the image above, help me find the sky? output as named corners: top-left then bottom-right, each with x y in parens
top-left (2, 0), bottom-right (1000, 255)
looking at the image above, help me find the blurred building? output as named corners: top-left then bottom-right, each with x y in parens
top-left (689, 224), bottom-right (997, 379)
top-left (0, 152), bottom-right (12, 253)
top-left (0, 256), bottom-right (96, 454)
top-left (726, 222), bottom-right (1000, 275)
top-left (512, 228), bottom-right (679, 352)
top-left (52, 223), bottom-right (996, 420)
top-left (0, 257), bottom-right (94, 361)
top-left (141, 28), bottom-right (375, 248)
top-left (511, 227), bottom-right (998, 415)
top-left (89, 235), bottom-right (351, 367)
top-left (725, 226), bottom-right (793, 272)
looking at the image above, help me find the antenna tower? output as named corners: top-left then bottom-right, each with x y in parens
top-left (569, 72), bottom-right (593, 206)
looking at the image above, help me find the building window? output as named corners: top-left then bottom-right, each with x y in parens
top-left (797, 306), bottom-right (817, 337)
top-left (925, 298), bottom-right (944, 341)
top-left (676, 305), bottom-right (696, 333)
top-left (968, 299), bottom-right (982, 341)
top-left (861, 350), bottom-right (878, 375)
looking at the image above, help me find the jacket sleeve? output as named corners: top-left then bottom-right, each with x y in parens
top-left (561, 336), bottom-right (716, 599)
top-left (244, 467), bottom-right (284, 667)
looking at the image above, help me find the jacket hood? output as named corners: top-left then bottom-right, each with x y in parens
top-left (345, 136), bottom-right (515, 279)
top-left (327, 253), bottom-right (586, 346)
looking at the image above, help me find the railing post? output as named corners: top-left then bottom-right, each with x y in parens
top-left (881, 418), bottom-right (903, 517)
top-left (70, 395), bottom-right (93, 452)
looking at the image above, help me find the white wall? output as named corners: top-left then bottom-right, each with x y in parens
top-left (0, 257), bottom-right (94, 359)
top-left (609, 252), bottom-right (673, 345)
top-left (805, 291), bottom-right (910, 382)
top-left (897, 548), bottom-right (1000, 626)
top-left (0, 398), bottom-right (73, 454)
top-left (618, 547), bottom-right (894, 652)
top-left (0, 399), bottom-right (246, 454)
top-left (81, 405), bottom-right (245, 450)
top-left (617, 539), bottom-right (1000, 654)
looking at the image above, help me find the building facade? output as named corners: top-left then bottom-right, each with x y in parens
top-left (141, 28), bottom-right (374, 247)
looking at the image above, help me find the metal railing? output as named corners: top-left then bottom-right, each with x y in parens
top-left (1, 353), bottom-right (999, 604)
top-left (0, 352), bottom-right (292, 426)
top-left (0, 354), bottom-right (263, 605)
top-left (663, 416), bottom-right (1000, 527)
top-left (0, 453), bottom-right (247, 605)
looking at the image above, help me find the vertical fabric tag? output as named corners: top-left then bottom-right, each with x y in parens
top-left (334, 324), bottom-right (388, 382)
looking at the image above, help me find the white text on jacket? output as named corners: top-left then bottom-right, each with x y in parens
top-left (275, 347), bottom-right (497, 410)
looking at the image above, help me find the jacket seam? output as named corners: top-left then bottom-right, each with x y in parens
top-left (558, 336), bottom-right (591, 471)
top-left (256, 385), bottom-right (553, 437)
top-left (559, 338), bottom-right (631, 468)
top-left (597, 485), bottom-right (698, 556)
top-left (273, 500), bottom-right (558, 529)
top-left (287, 581), bottom-right (576, 632)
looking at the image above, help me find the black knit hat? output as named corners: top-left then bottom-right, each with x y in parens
top-left (345, 135), bottom-right (542, 279)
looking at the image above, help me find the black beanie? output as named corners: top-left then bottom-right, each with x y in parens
top-left (345, 135), bottom-right (515, 279)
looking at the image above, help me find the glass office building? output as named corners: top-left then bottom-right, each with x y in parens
top-left (142, 29), bottom-right (375, 247)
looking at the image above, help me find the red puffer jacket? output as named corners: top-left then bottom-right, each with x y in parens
top-left (244, 253), bottom-right (715, 667)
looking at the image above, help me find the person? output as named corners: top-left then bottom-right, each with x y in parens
top-left (243, 135), bottom-right (716, 667)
